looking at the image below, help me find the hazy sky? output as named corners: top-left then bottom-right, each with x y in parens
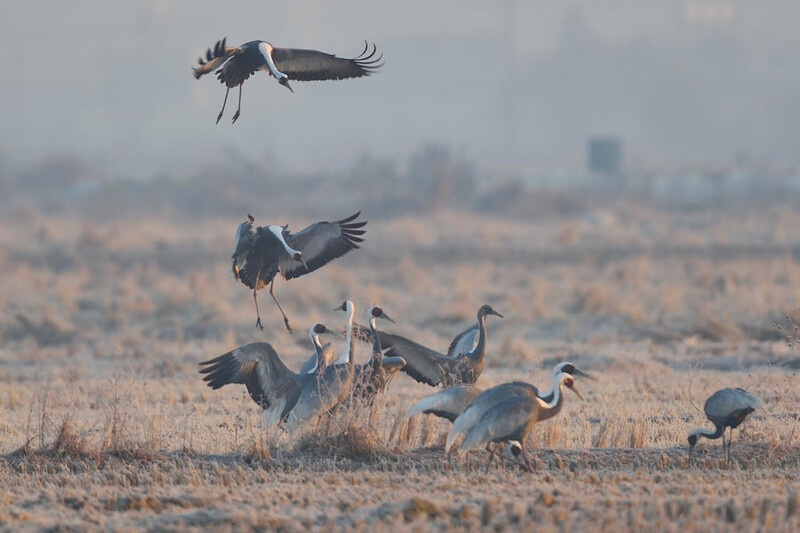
top-left (2, 1), bottom-right (799, 177)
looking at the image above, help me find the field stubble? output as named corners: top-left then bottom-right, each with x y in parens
top-left (1, 199), bottom-right (800, 531)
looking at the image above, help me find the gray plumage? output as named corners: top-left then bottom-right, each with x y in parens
top-left (374, 304), bottom-right (503, 387)
top-left (688, 387), bottom-right (762, 459)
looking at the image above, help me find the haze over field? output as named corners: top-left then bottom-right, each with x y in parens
top-left (2, 1), bottom-right (800, 177)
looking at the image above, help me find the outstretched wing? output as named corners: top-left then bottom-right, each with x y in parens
top-left (279, 211), bottom-right (367, 280)
top-left (198, 342), bottom-right (301, 422)
top-left (376, 332), bottom-right (454, 387)
top-left (447, 323), bottom-right (479, 357)
top-left (193, 38), bottom-right (240, 79)
top-left (271, 42), bottom-right (383, 82)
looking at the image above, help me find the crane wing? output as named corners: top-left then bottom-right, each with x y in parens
top-left (373, 333), bottom-right (454, 386)
top-left (408, 385), bottom-right (482, 422)
top-left (279, 211), bottom-right (367, 280)
top-left (193, 38), bottom-right (240, 79)
top-left (236, 227), bottom-right (283, 290)
top-left (198, 343), bottom-right (301, 420)
top-left (271, 42), bottom-right (383, 82)
top-left (459, 397), bottom-right (538, 452)
top-left (447, 323), bottom-right (479, 357)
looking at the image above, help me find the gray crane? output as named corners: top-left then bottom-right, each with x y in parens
top-left (231, 212), bottom-right (366, 332)
top-left (299, 323), bottom-right (338, 374)
top-left (349, 305), bottom-right (407, 405)
top-left (407, 361), bottom-right (591, 422)
top-left (285, 300), bottom-right (357, 432)
top-left (688, 387), bottom-right (762, 462)
top-left (193, 38), bottom-right (383, 123)
top-left (198, 336), bottom-right (335, 429)
top-left (365, 304), bottom-right (503, 387)
top-left (446, 372), bottom-right (585, 472)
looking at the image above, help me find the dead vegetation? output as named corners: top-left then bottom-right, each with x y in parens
top-left (2, 198), bottom-right (800, 530)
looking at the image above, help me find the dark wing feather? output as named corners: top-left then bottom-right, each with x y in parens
top-left (215, 41), bottom-right (267, 88)
top-left (279, 211), bottom-right (367, 280)
top-left (376, 332), bottom-right (454, 387)
top-left (193, 38), bottom-right (239, 79)
top-left (237, 227), bottom-right (282, 290)
top-left (271, 43), bottom-right (383, 82)
top-left (198, 342), bottom-right (301, 412)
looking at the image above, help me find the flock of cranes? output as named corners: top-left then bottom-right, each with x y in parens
top-left (191, 38), bottom-right (764, 470)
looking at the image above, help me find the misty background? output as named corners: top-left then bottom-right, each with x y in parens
top-left (1, 0), bottom-right (799, 216)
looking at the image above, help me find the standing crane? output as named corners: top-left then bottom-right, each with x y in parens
top-left (350, 305), bottom-right (407, 405)
top-left (366, 304), bottom-right (503, 387)
top-left (193, 38), bottom-right (383, 123)
top-left (198, 335), bottom-right (336, 429)
top-left (446, 372), bottom-right (585, 472)
top-left (687, 387), bottom-right (762, 462)
top-left (299, 323), bottom-right (338, 374)
top-left (285, 300), bottom-right (357, 432)
top-left (407, 361), bottom-right (591, 422)
top-left (231, 211), bottom-right (367, 332)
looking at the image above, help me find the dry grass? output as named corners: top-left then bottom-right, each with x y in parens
top-left (1, 198), bottom-right (800, 531)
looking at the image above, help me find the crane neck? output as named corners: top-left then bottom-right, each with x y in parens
top-left (535, 378), bottom-right (567, 422)
top-left (467, 311), bottom-right (489, 360)
top-left (337, 302), bottom-right (355, 365)
top-left (267, 225), bottom-right (301, 257)
top-left (257, 42), bottom-right (288, 80)
top-left (689, 424), bottom-right (724, 442)
top-left (367, 315), bottom-right (383, 369)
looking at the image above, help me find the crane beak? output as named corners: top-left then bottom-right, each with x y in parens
top-left (379, 312), bottom-right (396, 324)
top-left (572, 368), bottom-right (593, 380)
top-left (568, 383), bottom-right (585, 402)
top-left (490, 309), bottom-right (503, 318)
top-left (279, 77), bottom-right (294, 93)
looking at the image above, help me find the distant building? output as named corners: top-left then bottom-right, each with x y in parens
top-left (587, 136), bottom-right (622, 175)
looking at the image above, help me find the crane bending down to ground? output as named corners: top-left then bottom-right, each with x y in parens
top-left (198, 335), bottom-right (336, 428)
top-left (231, 212), bottom-right (367, 332)
top-left (407, 361), bottom-right (591, 422)
top-left (363, 304), bottom-right (502, 387)
top-left (688, 387), bottom-right (762, 462)
top-left (446, 372), bottom-right (585, 472)
top-left (193, 38), bottom-right (383, 123)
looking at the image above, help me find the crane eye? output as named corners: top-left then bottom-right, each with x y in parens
top-left (314, 324), bottom-right (326, 333)
top-left (372, 306), bottom-right (382, 317)
top-left (565, 377), bottom-right (574, 387)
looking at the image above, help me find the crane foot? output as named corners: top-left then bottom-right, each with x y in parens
top-left (255, 317), bottom-right (264, 331)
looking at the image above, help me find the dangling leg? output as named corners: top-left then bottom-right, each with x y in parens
top-left (269, 279), bottom-right (293, 333)
top-left (253, 288), bottom-right (264, 330)
top-left (232, 84), bottom-right (243, 123)
top-left (216, 87), bottom-right (230, 124)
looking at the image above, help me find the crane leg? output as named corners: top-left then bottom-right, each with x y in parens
top-left (727, 428), bottom-right (734, 464)
top-left (216, 87), bottom-right (230, 124)
top-left (232, 85), bottom-right (243, 123)
top-left (269, 279), bottom-right (293, 333)
top-left (253, 288), bottom-right (264, 330)
top-left (483, 443), bottom-right (497, 473)
top-left (518, 448), bottom-right (534, 473)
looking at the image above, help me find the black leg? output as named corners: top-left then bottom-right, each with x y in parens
top-left (253, 288), bottom-right (264, 330)
top-left (269, 279), bottom-right (293, 333)
top-left (216, 87), bottom-right (230, 124)
top-left (518, 448), bottom-right (534, 473)
top-left (484, 443), bottom-right (497, 473)
top-left (232, 85), bottom-right (242, 123)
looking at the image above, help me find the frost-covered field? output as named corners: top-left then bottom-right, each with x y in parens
top-left (1, 196), bottom-right (799, 531)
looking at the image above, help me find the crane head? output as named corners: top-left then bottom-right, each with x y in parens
top-left (313, 323), bottom-right (332, 335)
top-left (479, 304), bottom-right (503, 319)
top-left (561, 375), bottom-right (584, 401)
top-left (279, 76), bottom-right (294, 93)
top-left (554, 362), bottom-right (593, 380)
top-left (369, 305), bottom-right (396, 323)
